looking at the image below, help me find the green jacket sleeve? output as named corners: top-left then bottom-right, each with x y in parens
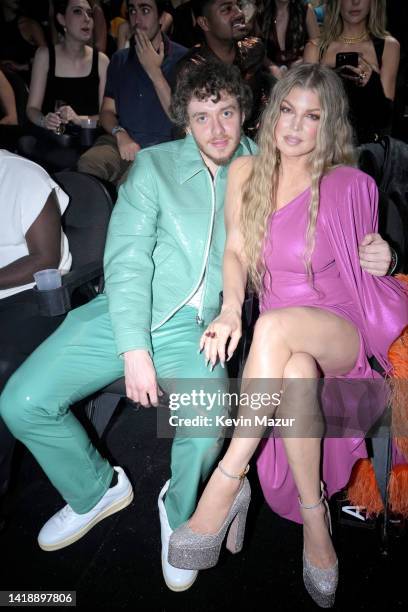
top-left (103, 154), bottom-right (158, 357)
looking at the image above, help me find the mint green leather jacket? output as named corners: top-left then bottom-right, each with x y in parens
top-left (104, 133), bottom-right (257, 357)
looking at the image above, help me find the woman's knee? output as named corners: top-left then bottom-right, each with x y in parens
top-left (283, 352), bottom-right (318, 379)
top-left (253, 308), bottom-right (300, 347)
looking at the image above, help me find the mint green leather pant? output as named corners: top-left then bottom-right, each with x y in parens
top-left (0, 295), bottom-right (228, 529)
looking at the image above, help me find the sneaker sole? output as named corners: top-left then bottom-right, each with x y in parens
top-left (161, 555), bottom-right (198, 592)
top-left (38, 487), bottom-right (134, 552)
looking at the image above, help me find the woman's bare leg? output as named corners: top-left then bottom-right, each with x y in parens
top-left (188, 306), bottom-right (360, 567)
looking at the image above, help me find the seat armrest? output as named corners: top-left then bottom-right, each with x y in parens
top-left (34, 261), bottom-right (104, 316)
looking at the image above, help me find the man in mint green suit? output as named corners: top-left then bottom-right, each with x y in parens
top-left (0, 62), bottom-right (256, 592)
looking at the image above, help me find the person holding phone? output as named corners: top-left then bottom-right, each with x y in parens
top-left (303, 0), bottom-right (400, 143)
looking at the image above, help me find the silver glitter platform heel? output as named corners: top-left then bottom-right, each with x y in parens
top-left (168, 462), bottom-right (251, 570)
top-left (300, 482), bottom-right (338, 609)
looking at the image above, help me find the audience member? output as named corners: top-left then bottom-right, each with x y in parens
top-left (260, 0), bottom-right (320, 79)
top-left (0, 0), bottom-right (46, 82)
top-left (49, 0), bottom-right (108, 53)
top-left (117, 0), bottom-right (173, 49)
top-left (19, 0), bottom-right (109, 172)
top-left (304, 0), bottom-right (400, 144)
top-left (0, 150), bottom-right (71, 525)
top-left (0, 69), bottom-right (21, 151)
top-left (78, 0), bottom-right (187, 184)
top-left (180, 0), bottom-right (274, 136)
top-left (171, 0), bottom-right (201, 48)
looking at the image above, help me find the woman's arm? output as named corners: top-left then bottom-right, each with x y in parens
top-left (221, 157), bottom-right (251, 319)
top-left (202, 156), bottom-right (253, 367)
top-left (305, 4), bottom-right (320, 41)
top-left (380, 36), bottom-right (400, 100)
top-left (26, 46), bottom-right (53, 127)
top-left (303, 39), bottom-right (320, 63)
top-left (0, 71), bottom-right (18, 125)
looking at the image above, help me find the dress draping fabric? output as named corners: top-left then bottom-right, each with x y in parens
top-left (256, 166), bottom-right (408, 523)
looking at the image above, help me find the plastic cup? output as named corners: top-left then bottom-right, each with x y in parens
top-left (34, 269), bottom-right (62, 291)
top-left (80, 118), bottom-right (97, 129)
top-left (80, 118), bottom-right (98, 147)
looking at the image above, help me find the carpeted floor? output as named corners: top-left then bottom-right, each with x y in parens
top-left (1, 400), bottom-right (406, 611)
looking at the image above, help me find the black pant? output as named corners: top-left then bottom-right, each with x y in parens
top-left (0, 289), bottom-right (64, 494)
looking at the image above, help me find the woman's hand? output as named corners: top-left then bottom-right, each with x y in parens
top-left (200, 307), bottom-right (242, 370)
top-left (338, 55), bottom-right (375, 87)
top-left (58, 104), bottom-right (80, 125)
top-left (43, 111), bottom-right (63, 131)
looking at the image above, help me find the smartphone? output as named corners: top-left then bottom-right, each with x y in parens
top-left (335, 52), bottom-right (359, 69)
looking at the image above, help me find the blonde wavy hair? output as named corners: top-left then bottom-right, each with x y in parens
top-left (319, 0), bottom-right (389, 59)
top-left (241, 63), bottom-right (356, 294)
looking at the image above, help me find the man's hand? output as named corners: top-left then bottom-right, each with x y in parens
top-left (116, 130), bottom-right (141, 161)
top-left (123, 349), bottom-right (162, 407)
top-left (359, 233), bottom-right (391, 276)
top-left (134, 29), bottom-right (164, 79)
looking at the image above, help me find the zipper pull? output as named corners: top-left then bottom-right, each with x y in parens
top-left (196, 314), bottom-right (204, 326)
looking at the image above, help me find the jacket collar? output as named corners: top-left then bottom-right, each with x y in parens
top-left (177, 133), bottom-right (254, 184)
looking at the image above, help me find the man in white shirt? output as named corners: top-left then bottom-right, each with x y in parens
top-left (0, 150), bottom-right (71, 516)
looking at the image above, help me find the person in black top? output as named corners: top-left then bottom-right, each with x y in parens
top-left (260, 0), bottom-right (320, 79)
top-left (18, 0), bottom-right (109, 171)
top-left (304, 0), bottom-right (400, 144)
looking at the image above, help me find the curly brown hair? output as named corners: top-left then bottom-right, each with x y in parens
top-left (170, 61), bottom-right (253, 130)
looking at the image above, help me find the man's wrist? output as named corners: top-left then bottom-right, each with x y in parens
top-left (111, 125), bottom-right (126, 137)
top-left (147, 66), bottom-right (164, 83)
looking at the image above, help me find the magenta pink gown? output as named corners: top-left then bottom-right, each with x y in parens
top-left (256, 166), bottom-right (408, 523)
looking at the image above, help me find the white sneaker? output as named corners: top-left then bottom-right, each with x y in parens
top-left (158, 480), bottom-right (198, 592)
top-left (38, 466), bottom-right (133, 551)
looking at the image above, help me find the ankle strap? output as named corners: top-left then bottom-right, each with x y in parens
top-left (298, 484), bottom-right (325, 509)
top-left (218, 461), bottom-right (249, 480)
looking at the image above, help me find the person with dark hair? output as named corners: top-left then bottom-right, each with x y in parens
top-left (117, 0), bottom-right (173, 49)
top-left (0, 61), bottom-right (255, 592)
top-left (171, 0), bottom-right (201, 48)
top-left (78, 0), bottom-right (186, 184)
top-left (0, 0), bottom-right (46, 82)
top-left (261, 0), bottom-right (320, 79)
top-left (180, 0), bottom-right (275, 136)
top-left (19, 0), bottom-right (109, 171)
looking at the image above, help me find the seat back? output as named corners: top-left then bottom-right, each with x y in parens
top-left (54, 171), bottom-right (115, 269)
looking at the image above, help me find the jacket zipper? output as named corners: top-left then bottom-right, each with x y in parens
top-left (151, 168), bottom-right (217, 332)
top-left (196, 169), bottom-right (218, 326)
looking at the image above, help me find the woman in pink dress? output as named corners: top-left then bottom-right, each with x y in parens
top-left (168, 63), bottom-right (408, 607)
